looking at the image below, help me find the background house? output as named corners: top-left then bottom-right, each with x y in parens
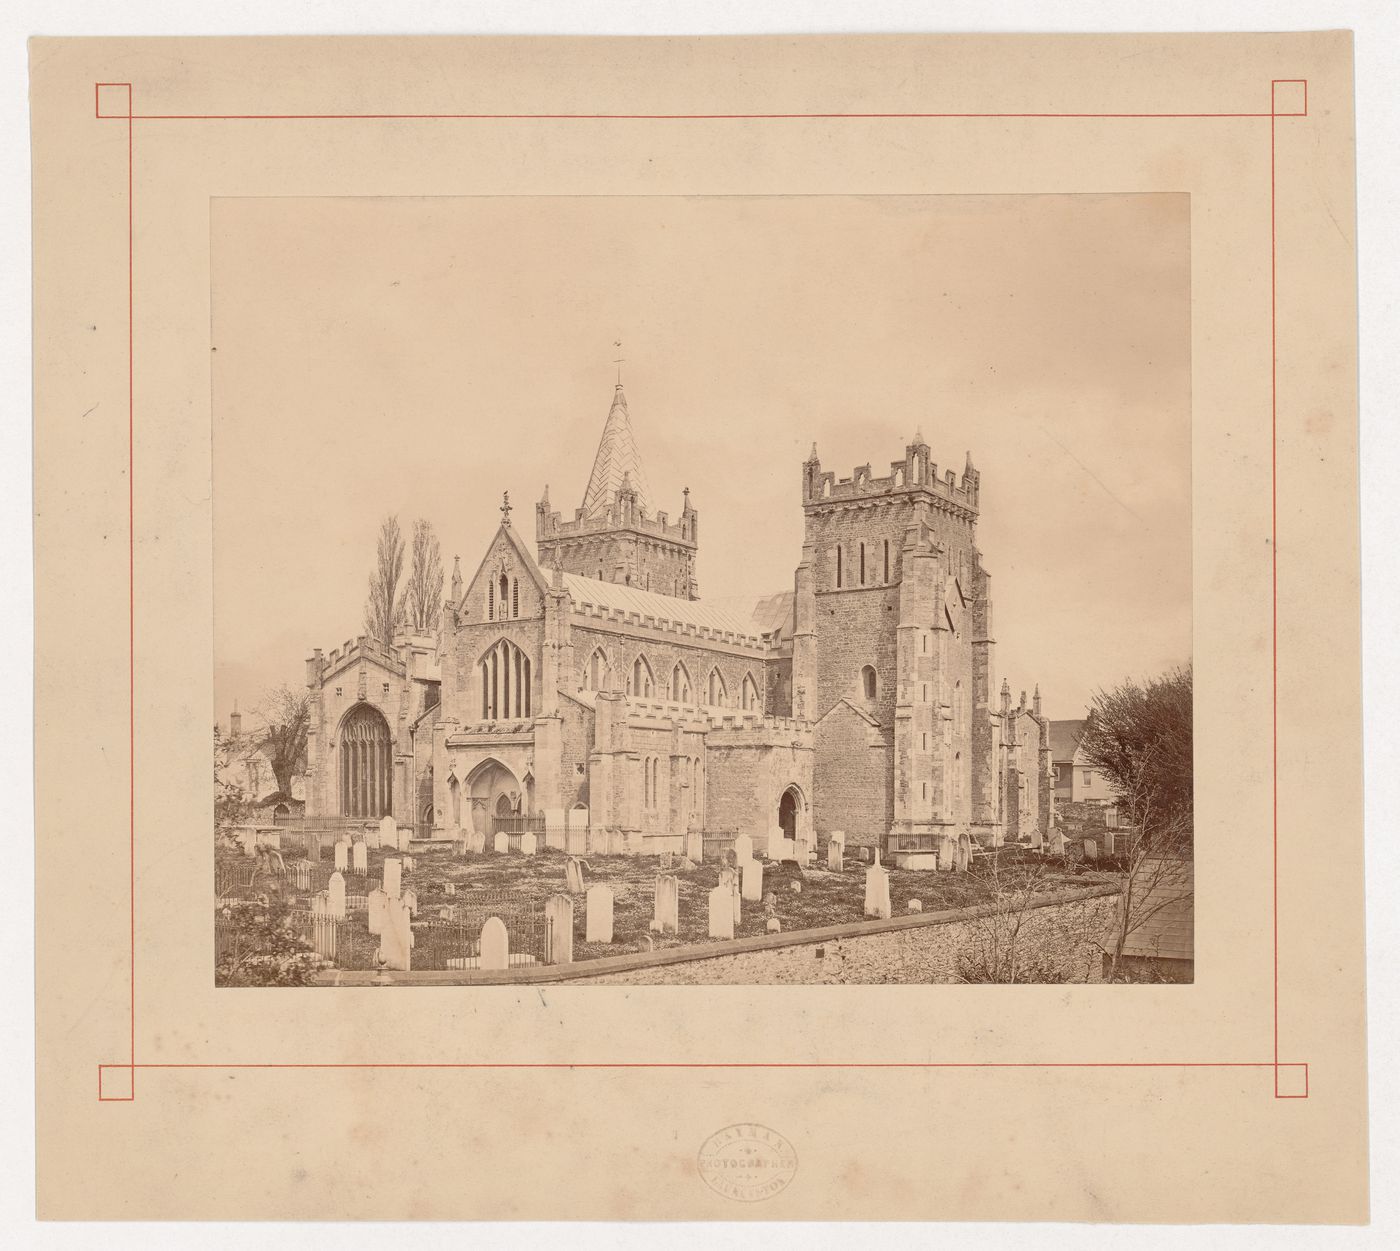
top-left (1049, 718), bottom-right (1120, 806)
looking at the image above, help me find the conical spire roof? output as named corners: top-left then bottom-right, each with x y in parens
top-left (581, 383), bottom-right (653, 521)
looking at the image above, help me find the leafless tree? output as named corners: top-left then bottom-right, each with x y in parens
top-left (363, 514), bottom-right (405, 646)
top-left (404, 517), bottom-right (444, 633)
top-left (253, 684), bottom-right (311, 797)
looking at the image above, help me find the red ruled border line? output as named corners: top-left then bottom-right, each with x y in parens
top-left (92, 79), bottom-right (1309, 1101)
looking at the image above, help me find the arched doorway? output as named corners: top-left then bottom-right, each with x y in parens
top-left (339, 703), bottom-right (392, 817)
top-left (778, 786), bottom-right (801, 840)
top-left (467, 759), bottom-right (520, 837)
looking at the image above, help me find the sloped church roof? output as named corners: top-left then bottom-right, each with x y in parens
top-left (580, 384), bottom-right (654, 520)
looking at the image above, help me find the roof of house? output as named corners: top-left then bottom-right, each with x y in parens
top-left (561, 573), bottom-right (788, 641)
top-left (1049, 718), bottom-right (1088, 763)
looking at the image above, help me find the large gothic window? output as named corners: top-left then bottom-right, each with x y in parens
top-left (339, 704), bottom-right (392, 818)
top-left (479, 638), bottom-right (533, 721)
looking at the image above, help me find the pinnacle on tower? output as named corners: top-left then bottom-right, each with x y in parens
top-left (581, 381), bottom-right (653, 520)
top-left (450, 555), bottom-right (463, 601)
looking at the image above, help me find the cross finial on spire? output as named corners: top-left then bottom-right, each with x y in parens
top-left (613, 340), bottom-right (624, 386)
top-left (500, 491), bottom-right (512, 526)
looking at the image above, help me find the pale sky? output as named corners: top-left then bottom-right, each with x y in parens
top-left (212, 192), bottom-right (1190, 725)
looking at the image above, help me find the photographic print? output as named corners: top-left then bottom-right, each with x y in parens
top-left (212, 192), bottom-right (1192, 986)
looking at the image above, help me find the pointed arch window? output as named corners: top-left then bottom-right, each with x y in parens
top-left (583, 647), bottom-right (609, 692)
top-left (670, 661), bottom-right (693, 704)
top-left (706, 668), bottom-right (728, 708)
top-left (740, 672), bottom-right (761, 712)
top-left (629, 654), bottom-right (655, 698)
top-left (479, 639), bottom-right (532, 721)
top-left (861, 665), bottom-right (877, 701)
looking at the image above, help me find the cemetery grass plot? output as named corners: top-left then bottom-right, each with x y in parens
top-left (214, 833), bottom-right (1116, 983)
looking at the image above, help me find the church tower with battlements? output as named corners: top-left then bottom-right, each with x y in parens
top-left (535, 382), bottom-right (700, 598)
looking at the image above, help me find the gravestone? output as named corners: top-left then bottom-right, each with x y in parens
top-left (733, 833), bottom-right (754, 864)
top-left (333, 840), bottom-right (349, 872)
top-left (653, 874), bottom-right (679, 935)
top-left (444, 882), bottom-right (456, 896)
top-left (545, 894), bottom-right (575, 965)
top-left (438, 907), bottom-right (452, 921)
top-left (791, 880), bottom-right (802, 894)
top-left (382, 858), bottom-right (402, 899)
top-left (683, 828), bottom-right (703, 863)
top-left (1084, 837), bottom-right (1098, 861)
top-left (864, 851), bottom-right (892, 920)
top-left (402, 855), bottom-right (416, 871)
top-left (829, 829), bottom-right (846, 848)
top-left (367, 887), bottom-right (390, 936)
top-left (827, 841), bottom-right (844, 872)
top-left (327, 871), bottom-right (347, 920)
top-left (479, 916), bottom-right (509, 971)
top-left (794, 838), bottom-right (811, 866)
top-left (708, 885), bottom-right (735, 940)
top-left (520, 832), bottom-right (537, 857)
top-left (466, 830), bottom-right (486, 854)
top-left (492, 832), bottom-right (509, 855)
top-left (377, 895), bottom-right (412, 971)
top-left (379, 815), bottom-right (398, 851)
top-left (766, 917), bottom-right (781, 934)
top-left (937, 837), bottom-right (958, 871)
top-left (565, 857), bottom-right (586, 895)
top-left (956, 834), bottom-right (973, 872)
top-left (741, 857), bottom-right (764, 903)
top-left (351, 841), bottom-right (367, 874)
top-left (585, 884), bottom-right (614, 943)
top-left (907, 899), bottom-right (923, 913)
top-left (719, 865), bottom-right (741, 925)
top-left (310, 893), bottom-right (337, 961)
top-left (659, 850), bottom-right (674, 872)
top-left (567, 807), bottom-right (589, 853)
top-left (402, 887), bottom-right (418, 917)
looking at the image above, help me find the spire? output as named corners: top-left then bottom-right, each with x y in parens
top-left (913, 428), bottom-right (927, 448)
top-left (1032, 684), bottom-right (1042, 717)
top-left (581, 382), bottom-right (653, 521)
top-left (450, 555), bottom-right (462, 600)
top-left (806, 441), bottom-right (820, 463)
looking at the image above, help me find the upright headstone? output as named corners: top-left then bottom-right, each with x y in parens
top-left (585, 884), bottom-right (614, 943)
top-left (545, 893), bottom-right (575, 964)
top-left (327, 871), bottom-right (347, 920)
top-left (567, 806), bottom-right (589, 854)
top-left (402, 887), bottom-right (418, 917)
top-left (351, 841), bottom-right (367, 874)
top-left (333, 840), bottom-right (349, 872)
top-left (1049, 827), bottom-right (1066, 856)
top-left (367, 887), bottom-right (390, 936)
top-left (378, 895), bottom-right (412, 971)
top-left (402, 855), bottom-right (416, 871)
top-left (493, 831), bottom-right (509, 855)
top-left (565, 857), bottom-right (586, 895)
top-left (382, 857), bottom-right (402, 900)
top-left (719, 865), bottom-right (741, 925)
top-left (363, 822), bottom-right (380, 850)
top-left (310, 892), bottom-right (337, 961)
top-left (956, 834), bottom-right (972, 872)
top-left (653, 874), bottom-right (679, 935)
top-left (827, 840), bottom-right (844, 872)
top-left (741, 857), bottom-right (764, 903)
top-left (733, 833), bottom-right (754, 864)
top-left (520, 832), bottom-right (537, 857)
top-left (864, 850), bottom-right (892, 920)
top-left (466, 829), bottom-right (486, 854)
top-left (684, 827), bottom-right (703, 863)
top-left (444, 882), bottom-right (456, 896)
top-left (794, 838), bottom-right (811, 866)
top-left (708, 885), bottom-right (735, 939)
top-left (379, 815), bottom-right (398, 851)
top-left (907, 898), bottom-right (923, 913)
top-left (1084, 837), bottom-right (1098, 861)
top-left (479, 916), bottom-right (509, 971)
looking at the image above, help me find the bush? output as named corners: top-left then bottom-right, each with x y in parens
top-left (215, 894), bottom-right (326, 987)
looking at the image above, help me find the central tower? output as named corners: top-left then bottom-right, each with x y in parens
top-left (535, 381), bottom-right (700, 598)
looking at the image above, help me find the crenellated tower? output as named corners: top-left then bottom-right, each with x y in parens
top-left (535, 381), bottom-right (700, 598)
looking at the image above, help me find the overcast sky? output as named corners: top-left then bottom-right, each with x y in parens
top-left (212, 192), bottom-right (1190, 726)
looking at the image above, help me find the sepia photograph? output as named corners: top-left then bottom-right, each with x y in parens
top-left (211, 192), bottom-right (1193, 986)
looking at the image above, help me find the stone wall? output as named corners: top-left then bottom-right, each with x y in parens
top-left (574, 891), bottom-right (1114, 985)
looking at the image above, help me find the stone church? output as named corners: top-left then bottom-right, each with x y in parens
top-left (303, 380), bottom-right (1053, 867)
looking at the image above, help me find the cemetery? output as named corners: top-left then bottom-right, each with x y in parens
top-left (215, 816), bottom-right (1119, 985)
